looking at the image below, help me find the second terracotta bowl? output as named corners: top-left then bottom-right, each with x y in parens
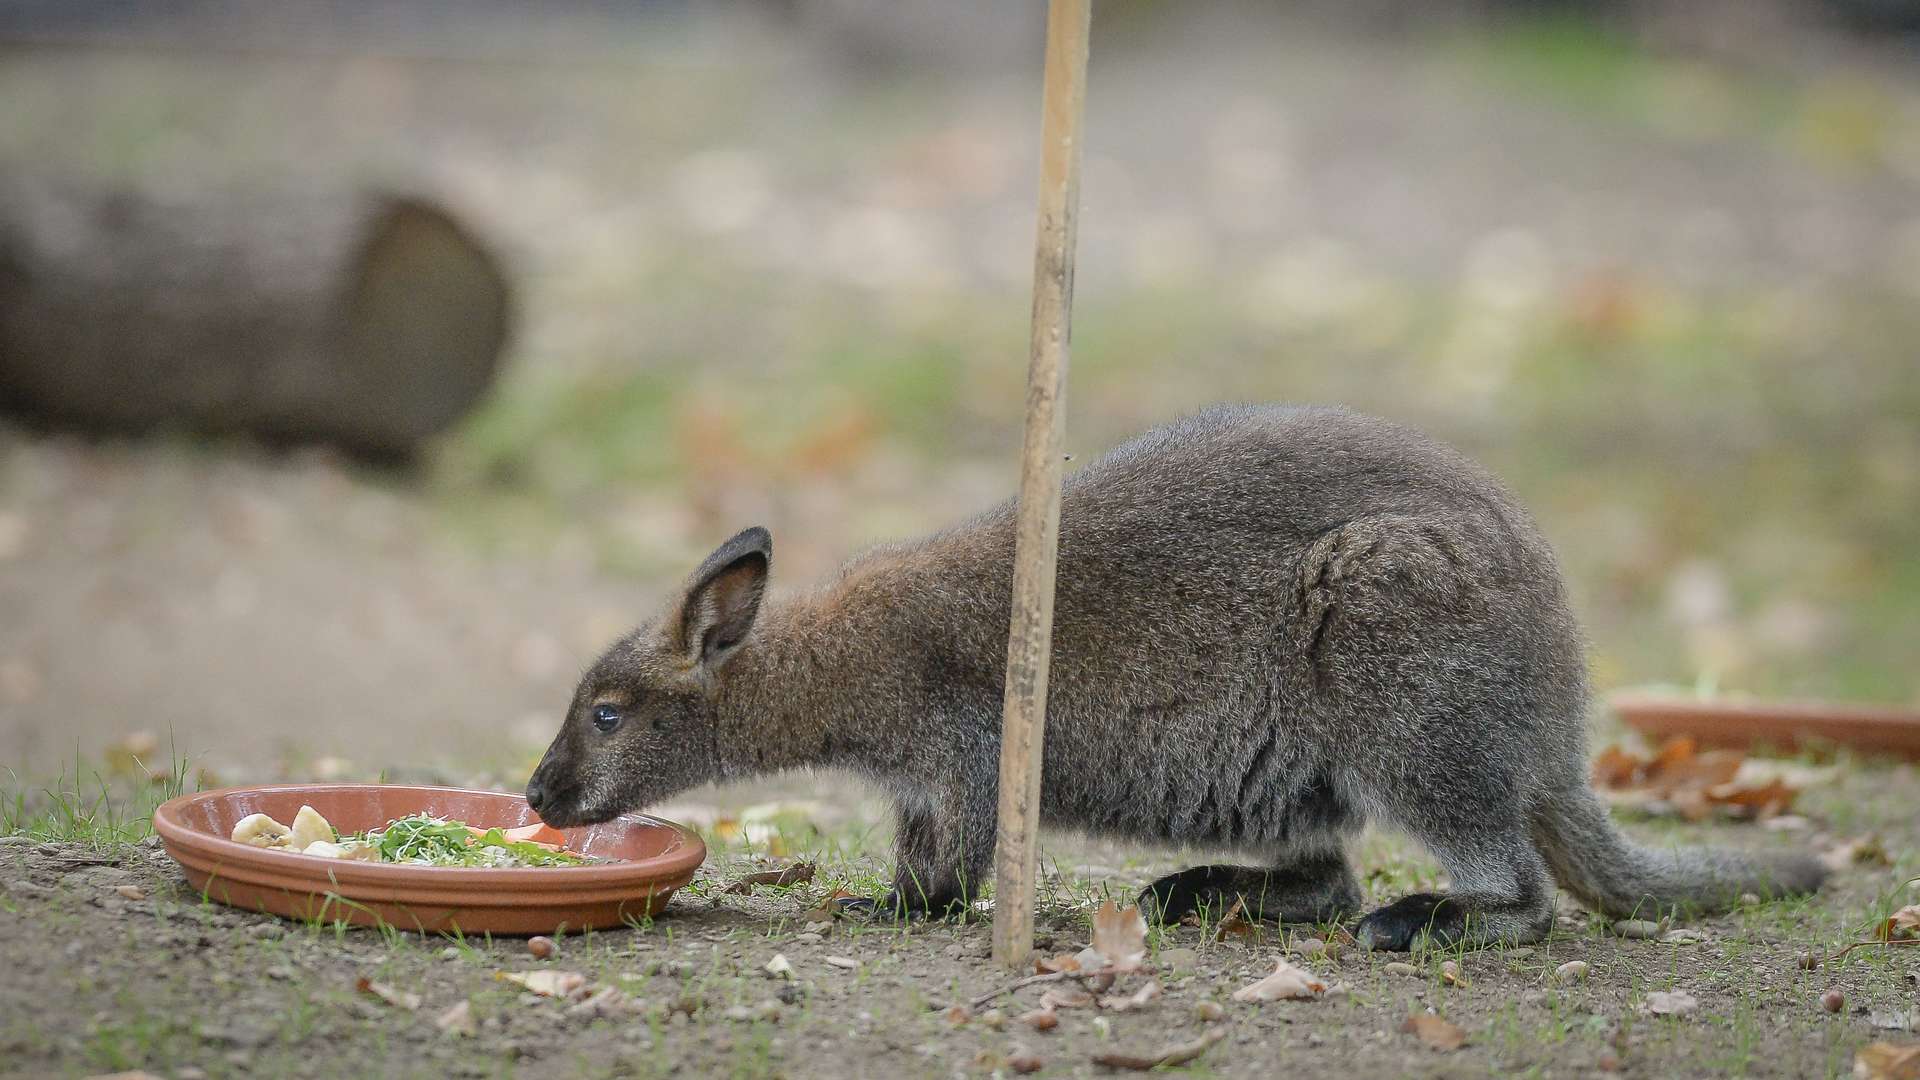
top-left (152, 784), bottom-right (705, 934)
top-left (1612, 693), bottom-right (1920, 761)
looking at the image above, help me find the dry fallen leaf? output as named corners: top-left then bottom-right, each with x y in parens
top-left (497, 970), bottom-right (588, 999)
top-left (803, 886), bottom-right (861, 923)
top-left (355, 977), bottom-right (421, 1011)
top-left (1823, 836), bottom-right (1892, 873)
top-left (1034, 952), bottom-right (1081, 975)
top-left (1039, 987), bottom-right (1095, 1011)
top-left (434, 1000), bottom-right (475, 1037)
top-left (1212, 896), bottom-right (1258, 942)
top-left (1017, 1008), bottom-right (1059, 1031)
top-left (1641, 990), bottom-right (1700, 1017)
top-left (1593, 738), bottom-right (1807, 821)
top-left (1855, 1041), bottom-right (1920, 1080)
top-left (1232, 957), bottom-right (1326, 1002)
top-left (724, 862), bottom-right (817, 894)
top-left (1877, 906), bottom-right (1920, 943)
top-left (1090, 1026), bottom-right (1226, 1070)
top-left (564, 986), bottom-right (642, 1021)
top-left (1099, 980), bottom-right (1162, 1012)
top-left (1089, 900), bottom-right (1148, 972)
top-left (1402, 1013), bottom-right (1468, 1051)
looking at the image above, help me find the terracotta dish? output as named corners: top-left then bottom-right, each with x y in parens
top-left (1612, 693), bottom-right (1920, 761)
top-left (152, 784), bottom-right (705, 934)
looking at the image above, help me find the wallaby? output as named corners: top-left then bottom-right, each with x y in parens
top-left (526, 404), bottom-right (1826, 949)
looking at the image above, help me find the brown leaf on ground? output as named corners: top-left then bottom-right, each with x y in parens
top-left (497, 970), bottom-right (589, 1000)
top-left (434, 1001), bottom-right (475, 1037)
top-left (1855, 1041), bottom-right (1920, 1080)
top-left (1089, 900), bottom-right (1148, 972)
top-left (1824, 836), bottom-right (1892, 872)
top-left (723, 861), bottom-right (816, 894)
top-left (1017, 1008), bottom-right (1059, 1031)
top-left (1090, 1026), bottom-right (1226, 1070)
top-left (1592, 738), bottom-right (1802, 821)
top-left (1232, 958), bottom-right (1326, 1002)
top-left (1592, 744), bottom-right (1642, 789)
top-left (355, 977), bottom-right (421, 1011)
top-left (1212, 896), bottom-right (1258, 942)
top-left (1878, 906), bottom-right (1920, 943)
top-left (1402, 1013), bottom-right (1468, 1051)
top-left (1034, 952), bottom-right (1081, 975)
top-left (802, 887), bottom-right (861, 923)
top-left (1039, 987), bottom-right (1095, 1011)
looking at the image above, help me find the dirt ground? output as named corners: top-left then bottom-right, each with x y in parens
top-left (3, 755), bottom-right (1919, 1080)
top-left (4, 7), bottom-right (1920, 1079)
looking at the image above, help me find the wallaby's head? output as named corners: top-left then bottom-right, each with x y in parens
top-left (526, 526), bottom-right (771, 827)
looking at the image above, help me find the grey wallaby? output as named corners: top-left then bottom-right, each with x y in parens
top-left (526, 404), bottom-right (1826, 949)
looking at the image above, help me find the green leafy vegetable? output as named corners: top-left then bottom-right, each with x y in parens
top-left (350, 815), bottom-right (587, 868)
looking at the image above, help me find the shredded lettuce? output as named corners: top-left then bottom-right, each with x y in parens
top-left (350, 814), bottom-right (587, 868)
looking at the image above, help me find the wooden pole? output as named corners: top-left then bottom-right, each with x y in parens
top-left (992, 0), bottom-right (1091, 970)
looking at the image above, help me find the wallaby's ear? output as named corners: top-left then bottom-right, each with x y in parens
top-left (674, 526), bottom-right (772, 670)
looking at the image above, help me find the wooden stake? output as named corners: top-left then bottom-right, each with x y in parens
top-left (992, 0), bottom-right (1091, 971)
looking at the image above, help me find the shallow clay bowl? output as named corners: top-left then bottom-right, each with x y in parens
top-left (152, 784), bottom-right (704, 934)
top-left (1612, 694), bottom-right (1920, 761)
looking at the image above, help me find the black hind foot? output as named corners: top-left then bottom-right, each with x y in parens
top-left (1140, 854), bottom-right (1361, 925)
top-left (833, 888), bottom-right (971, 923)
top-left (1355, 891), bottom-right (1553, 951)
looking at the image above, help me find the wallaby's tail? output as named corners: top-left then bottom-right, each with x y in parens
top-left (1530, 783), bottom-right (1828, 918)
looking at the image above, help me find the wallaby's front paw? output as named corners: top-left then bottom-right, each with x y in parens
top-left (1355, 893), bottom-right (1454, 951)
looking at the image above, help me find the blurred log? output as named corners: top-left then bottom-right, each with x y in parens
top-left (0, 184), bottom-right (512, 458)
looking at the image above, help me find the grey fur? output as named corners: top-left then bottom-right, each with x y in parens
top-left (527, 404), bottom-right (1826, 948)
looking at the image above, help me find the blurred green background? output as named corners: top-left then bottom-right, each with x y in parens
top-left (1, 0), bottom-right (1916, 784)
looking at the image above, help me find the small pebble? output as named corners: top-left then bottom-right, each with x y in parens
top-left (440, 947), bottom-right (461, 961)
top-left (1821, 990), bottom-right (1844, 1013)
top-left (527, 936), bottom-right (556, 960)
top-left (1739, 892), bottom-right (1762, 905)
top-left (112, 884), bottom-right (146, 900)
top-left (1194, 1001), bottom-right (1225, 1021)
top-left (824, 956), bottom-right (860, 971)
top-left (1798, 952), bottom-right (1822, 970)
top-left (1660, 929), bottom-right (1705, 945)
top-left (1293, 937), bottom-right (1328, 959)
top-left (764, 954), bottom-right (794, 980)
top-left (1384, 961), bottom-right (1420, 977)
top-left (792, 932), bottom-right (824, 945)
top-left (1552, 960), bottom-right (1590, 985)
top-left (979, 1009), bottom-right (1006, 1031)
top-left (1007, 1051), bottom-right (1043, 1075)
top-left (1505, 947), bottom-right (1535, 960)
top-left (1613, 920), bottom-right (1662, 939)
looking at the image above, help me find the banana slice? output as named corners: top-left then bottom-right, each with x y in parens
top-left (231, 813), bottom-right (292, 848)
top-left (300, 839), bottom-right (379, 861)
top-left (289, 805), bottom-right (335, 850)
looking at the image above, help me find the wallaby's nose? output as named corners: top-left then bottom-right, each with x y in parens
top-left (524, 776), bottom-right (547, 815)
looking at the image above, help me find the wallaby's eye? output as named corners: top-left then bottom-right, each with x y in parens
top-left (591, 703), bottom-right (622, 734)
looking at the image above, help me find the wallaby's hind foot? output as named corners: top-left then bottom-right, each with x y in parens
top-left (1140, 854), bottom-right (1361, 926)
top-left (833, 890), bottom-right (973, 922)
top-left (1353, 892), bottom-right (1554, 951)
top-left (1357, 823), bottom-right (1557, 951)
